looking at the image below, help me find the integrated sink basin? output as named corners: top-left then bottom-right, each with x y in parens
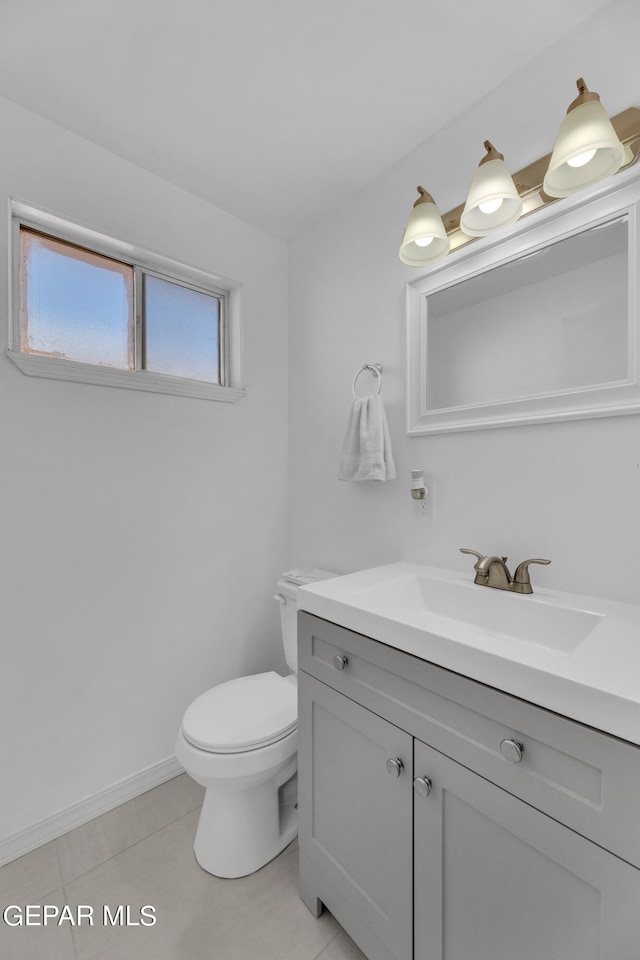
top-left (297, 560), bottom-right (640, 745)
top-left (351, 572), bottom-right (604, 654)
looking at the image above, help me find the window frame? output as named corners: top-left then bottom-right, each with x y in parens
top-left (8, 199), bottom-right (245, 403)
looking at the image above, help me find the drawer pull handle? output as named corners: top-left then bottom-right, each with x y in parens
top-left (413, 776), bottom-right (433, 798)
top-left (386, 757), bottom-right (404, 778)
top-left (333, 655), bottom-right (349, 671)
top-left (500, 738), bottom-right (524, 763)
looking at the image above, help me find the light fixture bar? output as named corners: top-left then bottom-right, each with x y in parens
top-left (442, 106), bottom-right (640, 253)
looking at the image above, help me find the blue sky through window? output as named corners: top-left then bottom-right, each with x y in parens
top-left (144, 274), bottom-right (220, 383)
top-left (21, 231), bottom-right (133, 368)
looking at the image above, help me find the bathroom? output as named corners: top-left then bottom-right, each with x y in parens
top-left (1, 0), bottom-right (639, 958)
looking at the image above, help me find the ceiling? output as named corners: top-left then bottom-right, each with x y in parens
top-left (0, 0), bottom-right (615, 240)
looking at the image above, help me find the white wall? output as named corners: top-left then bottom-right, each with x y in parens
top-left (0, 97), bottom-right (290, 849)
top-left (289, 0), bottom-right (640, 605)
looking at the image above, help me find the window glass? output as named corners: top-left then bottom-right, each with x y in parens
top-left (19, 229), bottom-right (134, 369)
top-left (143, 274), bottom-right (220, 383)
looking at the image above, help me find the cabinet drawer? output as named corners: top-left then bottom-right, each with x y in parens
top-left (298, 612), bottom-right (640, 869)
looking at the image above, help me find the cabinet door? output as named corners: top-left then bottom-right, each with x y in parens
top-left (414, 739), bottom-right (640, 960)
top-left (298, 672), bottom-right (413, 960)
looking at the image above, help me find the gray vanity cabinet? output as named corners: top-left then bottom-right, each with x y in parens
top-left (413, 739), bottom-right (640, 960)
top-left (297, 612), bottom-right (640, 960)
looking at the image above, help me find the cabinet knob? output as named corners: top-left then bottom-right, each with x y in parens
top-left (500, 738), bottom-right (524, 763)
top-left (386, 757), bottom-right (404, 778)
top-left (333, 655), bottom-right (349, 671)
top-left (413, 776), bottom-right (433, 798)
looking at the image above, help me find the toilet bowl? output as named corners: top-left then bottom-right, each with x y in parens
top-left (175, 570), bottom-right (335, 879)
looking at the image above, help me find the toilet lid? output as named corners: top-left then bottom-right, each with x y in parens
top-left (181, 672), bottom-right (297, 754)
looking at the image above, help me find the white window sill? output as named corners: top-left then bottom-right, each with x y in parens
top-left (7, 351), bottom-right (245, 403)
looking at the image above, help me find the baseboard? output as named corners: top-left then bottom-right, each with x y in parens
top-left (0, 755), bottom-right (183, 868)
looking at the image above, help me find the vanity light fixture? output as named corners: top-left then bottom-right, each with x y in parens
top-left (399, 77), bottom-right (640, 266)
top-left (398, 187), bottom-right (450, 266)
top-left (460, 141), bottom-right (523, 237)
top-left (543, 78), bottom-right (627, 198)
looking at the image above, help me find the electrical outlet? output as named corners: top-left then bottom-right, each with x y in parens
top-left (414, 498), bottom-right (428, 517)
top-left (412, 478), bottom-right (432, 517)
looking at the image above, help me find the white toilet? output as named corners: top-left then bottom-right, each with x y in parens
top-left (175, 569), bottom-right (335, 879)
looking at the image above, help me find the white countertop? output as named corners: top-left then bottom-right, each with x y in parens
top-left (297, 562), bottom-right (640, 746)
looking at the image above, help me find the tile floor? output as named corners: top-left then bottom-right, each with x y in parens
top-left (0, 774), bottom-right (366, 960)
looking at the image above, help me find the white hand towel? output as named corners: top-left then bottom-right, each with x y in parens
top-left (337, 394), bottom-right (396, 482)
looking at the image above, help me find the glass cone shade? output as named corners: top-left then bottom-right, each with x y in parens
top-left (460, 157), bottom-right (523, 237)
top-left (399, 192), bottom-right (450, 266)
top-left (543, 99), bottom-right (626, 198)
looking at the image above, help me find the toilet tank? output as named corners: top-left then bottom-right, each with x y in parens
top-left (276, 571), bottom-right (337, 674)
top-left (275, 578), bottom-right (301, 674)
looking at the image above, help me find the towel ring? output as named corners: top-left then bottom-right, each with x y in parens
top-left (352, 363), bottom-right (383, 399)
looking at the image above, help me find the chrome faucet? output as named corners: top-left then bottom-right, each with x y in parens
top-left (460, 549), bottom-right (550, 595)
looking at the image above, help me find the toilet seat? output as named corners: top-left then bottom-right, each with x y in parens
top-left (181, 671), bottom-right (297, 754)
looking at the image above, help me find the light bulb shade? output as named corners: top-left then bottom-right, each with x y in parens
top-left (399, 189), bottom-right (450, 265)
top-left (543, 99), bottom-right (626, 197)
top-left (460, 151), bottom-right (523, 237)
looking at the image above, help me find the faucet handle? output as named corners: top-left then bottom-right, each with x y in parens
top-left (513, 558), bottom-right (551, 594)
top-left (460, 548), bottom-right (484, 564)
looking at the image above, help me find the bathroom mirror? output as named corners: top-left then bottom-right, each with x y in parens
top-left (406, 173), bottom-right (640, 434)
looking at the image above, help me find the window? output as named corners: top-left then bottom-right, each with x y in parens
top-left (9, 202), bottom-right (244, 402)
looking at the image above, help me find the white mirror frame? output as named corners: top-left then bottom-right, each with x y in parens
top-left (406, 166), bottom-right (640, 435)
